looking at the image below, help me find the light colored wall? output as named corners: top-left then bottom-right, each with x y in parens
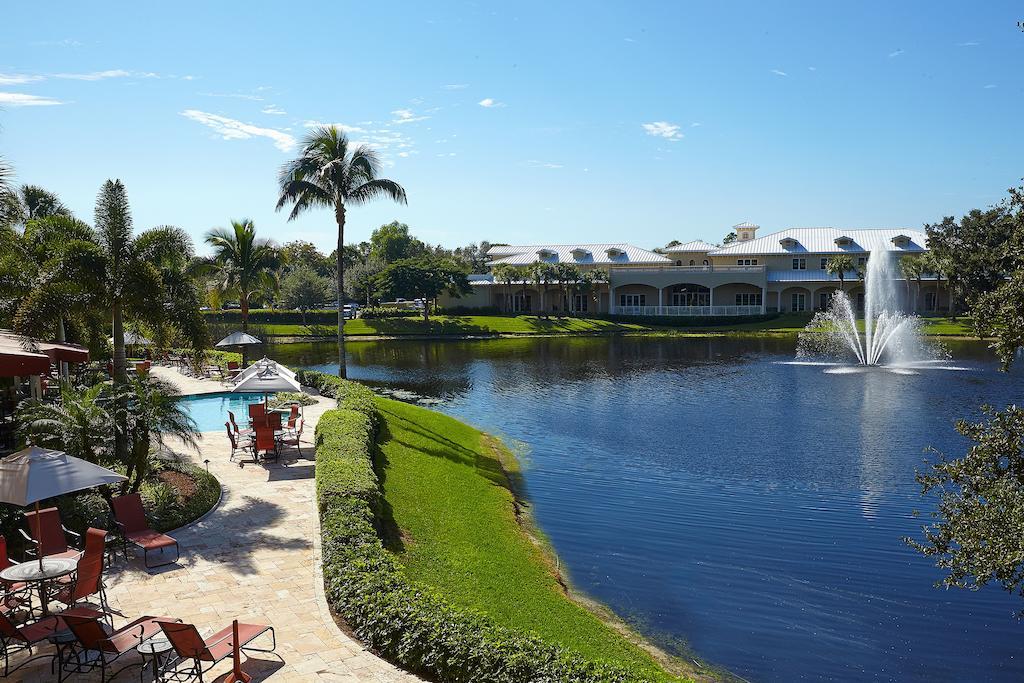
top-left (662, 251), bottom-right (711, 266)
top-left (712, 283), bottom-right (763, 306)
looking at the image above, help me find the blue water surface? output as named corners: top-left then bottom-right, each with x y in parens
top-left (272, 336), bottom-right (1024, 682)
top-left (178, 392), bottom-right (266, 432)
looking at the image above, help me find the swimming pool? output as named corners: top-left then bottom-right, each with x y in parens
top-left (178, 392), bottom-right (267, 432)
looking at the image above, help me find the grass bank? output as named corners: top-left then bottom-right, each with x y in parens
top-left (374, 398), bottom-right (695, 681)
top-left (206, 311), bottom-right (977, 340)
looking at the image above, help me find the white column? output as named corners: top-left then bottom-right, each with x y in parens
top-left (761, 286), bottom-right (766, 314)
top-left (609, 285), bottom-right (616, 314)
top-left (709, 286), bottom-right (715, 315)
top-left (658, 287), bottom-right (664, 315)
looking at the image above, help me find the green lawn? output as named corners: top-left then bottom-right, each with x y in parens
top-left (247, 313), bottom-right (978, 339)
top-left (374, 398), bottom-right (685, 681)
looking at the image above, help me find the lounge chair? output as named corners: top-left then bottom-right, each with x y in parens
top-left (20, 507), bottom-right (81, 561)
top-left (0, 606), bottom-right (104, 677)
top-left (156, 619), bottom-right (275, 682)
top-left (111, 494), bottom-right (179, 569)
top-left (61, 613), bottom-right (181, 683)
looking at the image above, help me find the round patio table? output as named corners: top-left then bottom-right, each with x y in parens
top-left (138, 634), bottom-right (174, 682)
top-left (0, 557), bottom-right (78, 615)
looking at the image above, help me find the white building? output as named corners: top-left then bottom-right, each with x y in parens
top-left (440, 223), bottom-right (947, 316)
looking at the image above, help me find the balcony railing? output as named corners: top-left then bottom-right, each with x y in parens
top-left (614, 305), bottom-right (764, 317)
top-left (614, 265), bottom-right (766, 273)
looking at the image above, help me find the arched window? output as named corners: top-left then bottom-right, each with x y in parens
top-left (676, 260), bottom-right (682, 266)
top-left (689, 259), bottom-right (695, 266)
top-left (703, 259), bottom-right (709, 266)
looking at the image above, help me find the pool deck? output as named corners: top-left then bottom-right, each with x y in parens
top-left (12, 365), bottom-right (420, 682)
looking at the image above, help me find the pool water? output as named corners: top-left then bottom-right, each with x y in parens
top-left (178, 392), bottom-right (267, 432)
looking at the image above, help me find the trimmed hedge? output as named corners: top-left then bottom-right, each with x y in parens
top-left (203, 309), bottom-right (340, 325)
top-left (359, 306), bottom-right (421, 319)
top-left (313, 377), bottom-right (658, 682)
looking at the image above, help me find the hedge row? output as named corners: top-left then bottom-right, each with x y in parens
top-left (311, 375), bottom-right (655, 682)
top-left (203, 309), bottom-right (340, 325)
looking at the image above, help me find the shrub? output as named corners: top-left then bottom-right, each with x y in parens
top-left (359, 306), bottom-right (421, 319)
top-left (202, 309), bottom-right (339, 326)
top-left (314, 379), bottom-right (655, 683)
top-left (436, 305), bottom-right (502, 315)
top-left (296, 370), bottom-right (378, 425)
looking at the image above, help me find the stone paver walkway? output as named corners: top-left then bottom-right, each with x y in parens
top-left (12, 366), bottom-right (419, 682)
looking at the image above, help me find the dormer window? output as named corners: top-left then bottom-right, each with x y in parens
top-left (779, 237), bottom-right (800, 249)
top-left (571, 248), bottom-right (591, 260)
top-left (834, 236), bottom-right (853, 247)
top-left (890, 234), bottom-right (911, 248)
top-left (605, 247), bottom-right (625, 258)
top-left (536, 248), bottom-right (557, 260)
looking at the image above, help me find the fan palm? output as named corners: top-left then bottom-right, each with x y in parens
top-left (276, 126), bottom-right (407, 378)
top-left (201, 219), bottom-right (281, 353)
top-left (16, 382), bottom-right (110, 464)
top-left (900, 255), bottom-right (926, 312)
top-left (825, 254), bottom-right (854, 293)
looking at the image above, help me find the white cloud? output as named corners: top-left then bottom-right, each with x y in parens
top-left (261, 105), bottom-right (286, 115)
top-left (0, 92), bottom-right (64, 106)
top-left (180, 110), bottom-right (296, 151)
top-left (524, 160), bottom-right (563, 169)
top-left (641, 121), bottom-right (683, 141)
top-left (443, 83), bottom-right (468, 90)
top-left (302, 121), bottom-right (368, 135)
top-left (30, 39), bottom-right (83, 47)
top-left (624, 37), bottom-right (636, 43)
top-left (983, 84), bottom-right (997, 89)
top-left (888, 49), bottom-right (904, 58)
top-left (478, 97), bottom-right (505, 108)
top-left (199, 92), bottom-right (264, 101)
top-left (770, 69), bottom-right (787, 77)
top-left (53, 69), bottom-right (133, 81)
top-left (808, 66), bottom-right (817, 71)
top-left (391, 108), bottom-right (430, 124)
top-left (957, 41), bottom-right (979, 47)
top-left (0, 73), bottom-right (44, 85)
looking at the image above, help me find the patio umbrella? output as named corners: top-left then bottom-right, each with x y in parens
top-left (232, 359), bottom-right (301, 403)
top-left (214, 331), bottom-right (263, 348)
top-left (109, 332), bottom-right (152, 347)
top-left (0, 446), bottom-right (127, 570)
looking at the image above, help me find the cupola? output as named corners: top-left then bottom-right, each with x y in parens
top-left (734, 221), bottom-right (760, 242)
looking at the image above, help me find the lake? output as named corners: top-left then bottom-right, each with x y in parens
top-left (271, 335), bottom-right (1023, 682)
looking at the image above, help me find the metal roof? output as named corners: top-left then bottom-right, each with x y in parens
top-left (709, 227), bottom-right (928, 256)
top-left (663, 240), bottom-right (718, 253)
top-left (487, 243), bottom-right (671, 266)
top-left (767, 268), bottom-right (908, 283)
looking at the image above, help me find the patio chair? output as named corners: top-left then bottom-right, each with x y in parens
top-left (111, 494), bottom-right (179, 569)
top-left (253, 426), bottom-right (279, 463)
top-left (267, 411), bottom-right (282, 431)
top-left (0, 536), bottom-right (31, 614)
top-left (226, 422), bottom-right (253, 463)
top-left (227, 410), bottom-right (252, 438)
top-left (20, 507), bottom-right (82, 561)
top-left (60, 613), bottom-right (181, 683)
top-left (52, 529), bottom-right (110, 618)
top-left (156, 619), bottom-right (275, 682)
top-left (0, 606), bottom-right (104, 677)
top-left (226, 361), bottom-right (241, 379)
top-left (247, 402), bottom-right (266, 424)
top-left (279, 418), bottom-right (304, 455)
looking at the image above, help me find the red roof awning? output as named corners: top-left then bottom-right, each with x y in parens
top-left (36, 341), bottom-right (89, 364)
top-left (0, 348), bottom-right (51, 376)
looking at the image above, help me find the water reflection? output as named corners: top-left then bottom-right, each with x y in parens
top-left (269, 335), bottom-right (1024, 682)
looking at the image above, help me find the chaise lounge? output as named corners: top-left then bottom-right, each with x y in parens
top-left (111, 493), bottom-right (180, 569)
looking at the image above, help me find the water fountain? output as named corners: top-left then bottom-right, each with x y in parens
top-left (797, 248), bottom-right (939, 368)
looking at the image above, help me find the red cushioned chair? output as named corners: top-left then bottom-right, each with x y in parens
top-left (0, 606), bottom-right (104, 677)
top-left (53, 529), bottom-right (110, 617)
top-left (61, 613), bottom-right (181, 683)
top-left (0, 536), bottom-right (31, 614)
top-left (111, 494), bottom-right (179, 569)
top-left (20, 507), bottom-right (81, 561)
top-left (247, 402), bottom-right (265, 424)
top-left (253, 426), bottom-right (279, 463)
top-left (156, 619), bottom-right (275, 682)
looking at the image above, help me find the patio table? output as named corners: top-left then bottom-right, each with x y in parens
top-left (0, 556), bottom-right (78, 615)
top-left (138, 633), bottom-right (174, 682)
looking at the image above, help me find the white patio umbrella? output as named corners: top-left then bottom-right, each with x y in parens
top-left (0, 446), bottom-right (127, 570)
top-left (231, 362), bottom-right (301, 397)
top-left (214, 331), bottom-right (263, 348)
top-left (109, 332), bottom-right (152, 346)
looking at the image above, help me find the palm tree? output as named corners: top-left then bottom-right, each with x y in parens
top-left (276, 126), bottom-right (407, 378)
top-left (825, 254), bottom-right (854, 293)
top-left (102, 376), bottom-right (199, 493)
top-left (16, 382), bottom-right (109, 464)
top-left (529, 261), bottom-right (556, 318)
top-left (6, 185), bottom-right (72, 223)
top-left (492, 263), bottom-right (516, 313)
top-left (0, 156), bottom-right (16, 226)
top-left (554, 263), bottom-right (581, 316)
top-left (202, 220), bottom-right (281, 361)
top-left (900, 255), bottom-right (925, 313)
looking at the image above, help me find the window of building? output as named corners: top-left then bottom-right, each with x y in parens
top-left (572, 294), bottom-right (589, 312)
top-left (791, 292), bottom-right (807, 311)
top-left (735, 292), bottom-right (762, 306)
top-left (512, 294), bottom-right (532, 312)
top-left (792, 258), bottom-right (807, 270)
top-left (924, 291), bottom-right (937, 311)
top-left (670, 284), bottom-right (709, 306)
top-left (675, 260), bottom-right (682, 266)
top-left (820, 258), bottom-right (828, 269)
top-left (619, 294), bottom-right (646, 307)
top-left (856, 293), bottom-right (865, 312)
top-left (689, 259), bottom-right (695, 266)
top-left (702, 259), bottom-right (709, 266)
top-left (737, 258), bottom-right (758, 266)
top-left (818, 291), bottom-right (830, 310)
top-left (857, 257), bottom-right (867, 267)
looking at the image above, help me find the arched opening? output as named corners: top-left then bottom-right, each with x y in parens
top-left (675, 260), bottom-right (682, 266)
top-left (702, 259), bottom-right (710, 267)
top-left (813, 286), bottom-right (840, 312)
top-left (689, 259), bottom-right (695, 266)
top-left (780, 286), bottom-right (812, 313)
top-left (668, 284), bottom-right (710, 306)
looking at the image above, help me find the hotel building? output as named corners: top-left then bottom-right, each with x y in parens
top-left (440, 223), bottom-right (949, 316)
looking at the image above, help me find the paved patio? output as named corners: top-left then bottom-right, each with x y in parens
top-left (11, 366), bottom-right (419, 682)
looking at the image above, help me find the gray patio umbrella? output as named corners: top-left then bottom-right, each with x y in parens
top-left (0, 446), bottom-right (127, 570)
top-left (232, 361), bottom-right (301, 399)
top-left (214, 331), bottom-right (263, 348)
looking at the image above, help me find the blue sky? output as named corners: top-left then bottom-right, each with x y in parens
top-left (1, 2), bottom-right (1021, 255)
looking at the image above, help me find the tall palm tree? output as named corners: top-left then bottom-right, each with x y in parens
top-left (900, 255), bottom-right (925, 313)
top-left (0, 156), bottom-right (15, 226)
top-left (8, 185), bottom-right (72, 223)
top-left (825, 254), bottom-right (854, 293)
top-left (276, 126), bottom-right (407, 378)
top-left (492, 263), bottom-right (516, 313)
top-left (202, 220), bottom-right (280, 360)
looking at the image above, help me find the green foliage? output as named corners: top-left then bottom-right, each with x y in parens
top-left (295, 370), bottom-right (378, 422)
top-left (281, 239), bottom-right (334, 278)
top-left (267, 391), bottom-right (317, 409)
top-left (313, 386), bottom-right (666, 683)
top-left (825, 255), bottom-right (855, 291)
top-left (203, 309), bottom-right (338, 325)
top-left (200, 219), bottom-right (282, 330)
top-left (280, 266), bottom-right (333, 321)
top-left (370, 220), bottom-right (426, 264)
top-left (973, 271), bottom-right (1024, 370)
top-left (16, 382), bottom-right (109, 464)
top-left (359, 306), bottom-right (421, 319)
top-left (374, 257), bottom-right (472, 320)
top-left (909, 405), bottom-right (1024, 603)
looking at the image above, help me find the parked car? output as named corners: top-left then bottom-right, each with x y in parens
top-left (343, 304), bottom-right (360, 320)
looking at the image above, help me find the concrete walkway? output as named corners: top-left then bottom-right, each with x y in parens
top-left (13, 365), bottom-right (419, 682)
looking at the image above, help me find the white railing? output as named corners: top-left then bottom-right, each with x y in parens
top-left (615, 305), bottom-right (764, 317)
top-left (614, 265), bottom-right (766, 273)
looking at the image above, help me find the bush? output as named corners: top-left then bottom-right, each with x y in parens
top-left (203, 309), bottom-right (340, 326)
top-left (436, 305), bottom-right (502, 315)
top-left (296, 370), bottom-right (378, 426)
top-left (314, 379), bottom-right (654, 683)
top-left (359, 306), bottom-right (421, 319)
